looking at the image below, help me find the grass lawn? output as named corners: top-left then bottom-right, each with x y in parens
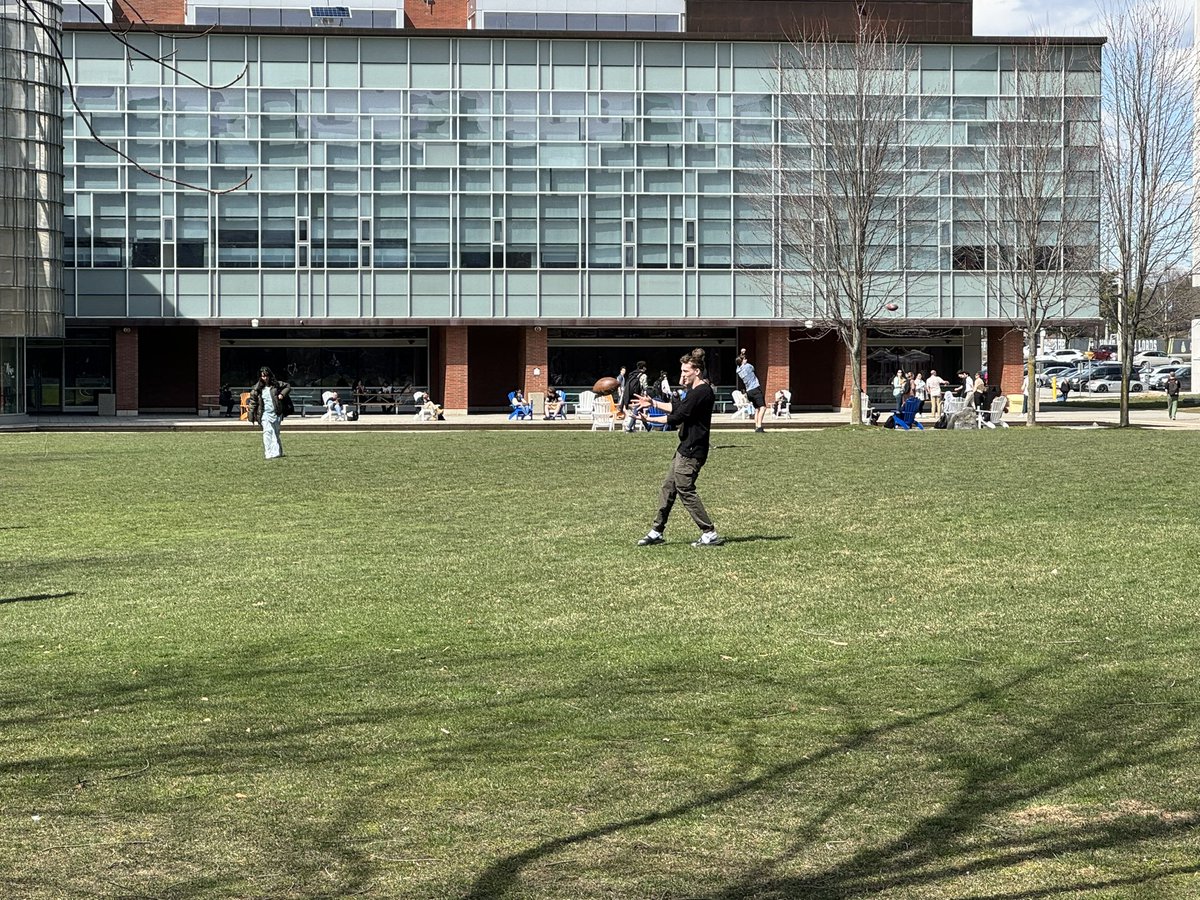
top-left (2, 428), bottom-right (1199, 899)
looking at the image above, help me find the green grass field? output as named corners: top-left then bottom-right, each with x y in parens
top-left (2, 428), bottom-right (1199, 899)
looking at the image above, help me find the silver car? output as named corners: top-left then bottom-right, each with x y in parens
top-left (1086, 375), bottom-right (1144, 394)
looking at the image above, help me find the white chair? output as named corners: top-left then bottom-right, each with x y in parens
top-left (730, 389), bottom-right (753, 419)
top-left (320, 390), bottom-right (347, 422)
top-left (980, 395), bottom-right (1009, 429)
top-left (576, 390), bottom-right (596, 419)
top-left (943, 395), bottom-right (967, 417)
top-left (772, 389), bottom-right (792, 419)
top-left (590, 394), bottom-right (615, 431)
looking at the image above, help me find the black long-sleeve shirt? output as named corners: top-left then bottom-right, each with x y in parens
top-left (667, 381), bottom-right (715, 462)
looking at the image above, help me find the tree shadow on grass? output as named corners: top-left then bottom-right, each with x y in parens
top-left (0, 591), bottom-right (75, 605)
top-left (464, 662), bottom-right (1200, 899)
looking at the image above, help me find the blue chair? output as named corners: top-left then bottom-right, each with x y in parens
top-left (893, 396), bottom-right (924, 430)
top-left (507, 391), bottom-right (533, 420)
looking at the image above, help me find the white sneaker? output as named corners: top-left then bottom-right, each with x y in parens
top-left (691, 531), bottom-right (725, 547)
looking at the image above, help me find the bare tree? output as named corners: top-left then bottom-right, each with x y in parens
top-left (1146, 272), bottom-right (1200, 347)
top-left (967, 39), bottom-right (1100, 424)
top-left (767, 11), bottom-right (919, 424)
top-left (16, 0), bottom-right (249, 194)
top-left (1099, 1), bottom-right (1195, 425)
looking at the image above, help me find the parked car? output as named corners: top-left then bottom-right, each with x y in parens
top-left (1088, 347), bottom-right (1114, 361)
top-left (1149, 365), bottom-right (1191, 391)
top-left (1086, 375), bottom-right (1144, 393)
top-left (1132, 349), bottom-right (1183, 367)
top-left (1067, 363), bottom-right (1123, 391)
top-left (1045, 348), bottom-right (1086, 363)
top-left (1143, 364), bottom-right (1187, 387)
top-left (1036, 365), bottom-right (1074, 387)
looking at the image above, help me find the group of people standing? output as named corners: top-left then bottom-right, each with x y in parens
top-left (891, 368), bottom-right (989, 416)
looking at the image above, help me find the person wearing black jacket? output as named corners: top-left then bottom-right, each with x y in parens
top-left (635, 348), bottom-right (724, 547)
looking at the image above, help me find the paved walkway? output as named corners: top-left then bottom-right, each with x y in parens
top-left (2, 399), bottom-right (1196, 433)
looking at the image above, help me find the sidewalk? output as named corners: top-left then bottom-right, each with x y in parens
top-left (2, 400), bottom-right (1195, 433)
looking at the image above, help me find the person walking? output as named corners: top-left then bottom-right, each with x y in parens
top-left (735, 348), bottom-right (768, 433)
top-left (246, 366), bottom-right (292, 459)
top-left (635, 348), bottom-right (724, 547)
top-left (1165, 372), bottom-right (1181, 420)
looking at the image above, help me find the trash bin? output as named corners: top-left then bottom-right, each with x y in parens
top-left (1007, 393), bottom-right (1024, 414)
top-left (97, 393), bottom-right (116, 416)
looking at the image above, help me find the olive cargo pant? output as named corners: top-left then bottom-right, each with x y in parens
top-left (653, 452), bottom-right (713, 534)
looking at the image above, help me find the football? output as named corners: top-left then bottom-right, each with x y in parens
top-left (592, 376), bottom-right (621, 396)
top-left (885, 302), bottom-right (899, 311)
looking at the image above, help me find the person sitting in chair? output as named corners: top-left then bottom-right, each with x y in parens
top-left (543, 390), bottom-right (563, 420)
top-left (322, 390), bottom-right (347, 420)
top-left (509, 389), bottom-right (533, 419)
top-left (413, 391), bottom-right (443, 421)
top-left (771, 390), bottom-right (789, 417)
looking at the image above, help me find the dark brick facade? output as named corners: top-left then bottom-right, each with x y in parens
top-left (685, 0), bottom-right (972, 39)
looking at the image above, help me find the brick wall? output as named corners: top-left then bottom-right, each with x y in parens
top-left (405, 0), bottom-right (469, 29)
top-left (520, 327), bottom-right (548, 398)
top-left (197, 326), bottom-right (220, 410)
top-left (114, 0), bottom-right (185, 25)
top-left (115, 327), bottom-right (139, 414)
top-left (440, 325), bottom-right (469, 412)
top-left (759, 326), bottom-right (791, 399)
top-left (987, 326), bottom-right (1025, 395)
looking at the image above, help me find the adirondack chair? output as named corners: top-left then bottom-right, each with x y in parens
top-left (892, 396), bottom-right (924, 430)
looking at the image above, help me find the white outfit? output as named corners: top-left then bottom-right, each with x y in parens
top-left (261, 388), bottom-right (282, 459)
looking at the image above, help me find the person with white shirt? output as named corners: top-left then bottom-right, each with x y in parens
top-left (926, 369), bottom-right (945, 417)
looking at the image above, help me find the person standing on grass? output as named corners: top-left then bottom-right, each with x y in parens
top-left (635, 348), bottom-right (723, 548)
top-left (735, 349), bottom-right (768, 433)
top-left (1165, 372), bottom-right (1181, 420)
top-left (926, 369), bottom-right (945, 418)
top-left (247, 366), bottom-right (291, 459)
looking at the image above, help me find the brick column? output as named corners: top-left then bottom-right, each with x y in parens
top-left (520, 326), bottom-right (548, 396)
top-left (760, 326), bottom-right (790, 399)
top-left (197, 326), bottom-right (220, 412)
top-left (440, 325), bottom-right (469, 414)
top-left (987, 326), bottom-right (1025, 395)
top-left (405, 0), bottom-right (469, 28)
top-left (115, 327), bottom-right (139, 415)
top-left (114, 0), bottom-right (185, 24)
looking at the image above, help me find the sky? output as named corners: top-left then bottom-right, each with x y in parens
top-left (973, 0), bottom-right (1115, 36)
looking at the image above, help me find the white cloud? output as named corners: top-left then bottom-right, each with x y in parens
top-left (973, 0), bottom-right (1106, 36)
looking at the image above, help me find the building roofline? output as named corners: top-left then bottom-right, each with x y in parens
top-left (63, 23), bottom-right (1108, 44)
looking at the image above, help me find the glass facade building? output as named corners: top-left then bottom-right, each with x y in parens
top-left (1, 4), bottom-right (1101, 415)
top-left (1, 0), bottom-right (65, 414)
top-left (60, 32), bottom-right (1099, 322)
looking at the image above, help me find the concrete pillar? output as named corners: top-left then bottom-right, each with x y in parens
top-left (986, 326), bottom-right (1024, 395)
top-left (115, 326), bottom-right (138, 415)
top-left (440, 325), bottom-right (469, 413)
top-left (197, 326), bottom-right (220, 412)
